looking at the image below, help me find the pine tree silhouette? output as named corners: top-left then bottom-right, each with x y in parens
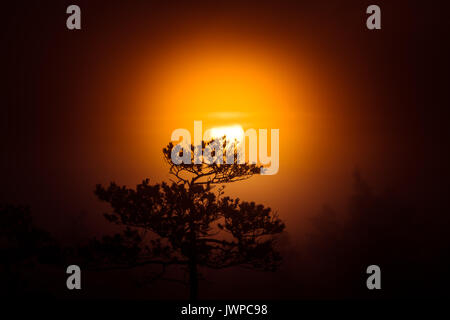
top-left (87, 138), bottom-right (285, 299)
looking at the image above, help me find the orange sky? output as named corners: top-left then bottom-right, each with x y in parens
top-left (87, 28), bottom-right (382, 236)
top-left (4, 1), bottom-right (416, 241)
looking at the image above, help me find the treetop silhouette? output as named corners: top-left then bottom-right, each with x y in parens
top-left (163, 137), bottom-right (262, 185)
top-left (88, 137), bottom-right (285, 299)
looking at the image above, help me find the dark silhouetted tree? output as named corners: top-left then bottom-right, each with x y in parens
top-left (0, 204), bottom-right (60, 297)
top-left (88, 138), bottom-right (285, 299)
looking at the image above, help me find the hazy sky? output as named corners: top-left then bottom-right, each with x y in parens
top-left (2, 0), bottom-right (448, 243)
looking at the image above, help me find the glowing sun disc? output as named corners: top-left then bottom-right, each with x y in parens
top-left (206, 125), bottom-right (244, 142)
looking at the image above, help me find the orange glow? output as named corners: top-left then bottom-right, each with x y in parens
top-left (151, 41), bottom-right (301, 132)
top-left (118, 31), bottom-right (356, 230)
top-left (140, 36), bottom-right (320, 168)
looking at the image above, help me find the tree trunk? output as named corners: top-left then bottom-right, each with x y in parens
top-left (188, 208), bottom-right (199, 300)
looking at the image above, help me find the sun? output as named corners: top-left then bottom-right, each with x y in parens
top-left (205, 125), bottom-right (244, 142)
